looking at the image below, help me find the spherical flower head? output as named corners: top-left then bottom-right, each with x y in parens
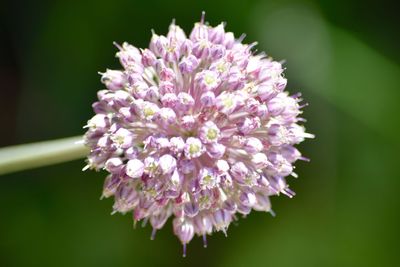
top-left (83, 12), bottom-right (314, 255)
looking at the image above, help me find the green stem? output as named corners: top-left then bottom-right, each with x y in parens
top-left (0, 136), bottom-right (88, 175)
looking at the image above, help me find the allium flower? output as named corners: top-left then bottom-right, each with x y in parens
top-left (84, 12), bottom-right (314, 256)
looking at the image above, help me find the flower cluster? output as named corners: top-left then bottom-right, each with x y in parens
top-left (84, 13), bottom-right (313, 256)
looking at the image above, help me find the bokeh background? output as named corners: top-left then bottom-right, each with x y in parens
top-left (1, 0), bottom-right (399, 266)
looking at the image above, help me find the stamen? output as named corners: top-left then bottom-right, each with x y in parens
top-left (299, 103), bottom-right (309, 109)
top-left (282, 188), bottom-right (295, 198)
top-left (200, 11), bottom-right (205, 24)
top-left (150, 228), bottom-right (157, 240)
top-left (303, 133), bottom-right (315, 139)
top-left (202, 234), bottom-right (208, 248)
top-left (228, 111), bottom-right (249, 121)
top-left (246, 42), bottom-right (258, 52)
top-left (291, 92), bottom-right (302, 99)
top-left (82, 165), bottom-right (90, 171)
top-left (222, 228), bottom-right (228, 237)
top-left (269, 209), bottom-right (276, 217)
top-left (182, 244), bottom-right (187, 258)
top-left (299, 156), bottom-right (310, 162)
top-left (238, 33), bottom-right (247, 43)
top-left (112, 41), bottom-right (123, 50)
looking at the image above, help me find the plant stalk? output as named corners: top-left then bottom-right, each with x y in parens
top-left (0, 136), bottom-right (88, 175)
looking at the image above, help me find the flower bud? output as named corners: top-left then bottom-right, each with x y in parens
top-left (237, 117), bottom-right (261, 135)
top-left (150, 210), bottom-right (170, 230)
top-left (256, 104), bottom-right (269, 119)
top-left (159, 67), bottom-right (176, 81)
top-left (126, 159), bottom-right (144, 178)
top-left (190, 22), bottom-right (208, 41)
top-left (243, 137), bottom-right (263, 154)
top-left (87, 114), bottom-right (109, 130)
top-left (144, 156), bottom-right (158, 177)
top-left (253, 192), bottom-right (271, 212)
top-left (193, 215), bottom-right (213, 235)
top-left (208, 23), bottom-right (225, 44)
top-left (168, 169), bottom-right (183, 188)
top-left (169, 137), bottom-right (185, 154)
top-left (257, 83), bottom-right (278, 101)
top-left (158, 81), bottom-right (175, 95)
top-left (216, 160), bottom-right (230, 173)
top-left (199, 121), bottom-right (220, 143)
top-left (167, 22), bottom-right (186, 44)
top-left (113, 181), bottom-right (139, 213)
top-left (179, 159), bottom-right (195, 174)
top-left (115, 42), bottom-right (142, 69)
top-left (173, 219), bottom-right (195, 245)
top-left (177, 92), bottom-right (195, 111)
top-left (131, 80), bottom-right (149, 99)
top-left (105, 158), bottom-right (123, 173)
top-left (216, 93), bottom-right (237, 115)
top-left (184, 201), bottom-right (199, 218)
top-left (237, 203), bottom-right (252, 215)
top-left (156, 108), bottom-right (177, 125)
top-left (198, 167), bottom-right (219, 190)
top-left (212, 209), bottom-right (231, 232)
top-left (150, 33), bottom-right (168, 57)
top-left (184, 137), bottom-right (204, 159)
top-left (239, 190), bottom-right (256, 207)
top-left (267, 94), bottom-right (286, 116)
top-left (154, 136), bottom-right (170, 149)
top-left (180, 39), bottom-right (193, 56)
top-left (158, 154), bottom-right (177, 175)
top-left (192, 40), bottom-right (211, 59)
top-left (125, 147), bottom-right (139, 159)
top-left (200, 91), bottom-right (216, 107)
top-left (144, 86), bottom-right (160, 102)
top-left (210, 44), bottom-right (226, 60)
top-left (196, 70), bottom-right (220, 92)
top-left (101, 69), bottom-right (126, 91)
top-left (257, 61), bottom-right (283, 82)
top-left (226, 66), bottom-right (245, 90)
top-left (139, 101), bottom-right (159, 121)
top-left (280, 145), bottom-right (301, 163)
top-left (223, 32), bottom-right (235, 49)
top-left (180, 115), bottom-right (196, 130)
top-left (141, 48), bottom-right (157, 67)
top-left (161, 93), bottom-right (178, 108)
top-left (179, 55), bottom-right (199, 74)
top-left (102, 174), bottom-right (121, 198)
top-left (230, 162), bottom-right (248, 179)
top-left (206, 143), bottom-right (226, 159)
top-left (275, 76), bottom-right (287, 91)
top-left (268, 124), bottom-right (289, 146)
top-left (251, 152), bottom-right (271, 169)
top-left (111, 128), bottom-right (133, 149)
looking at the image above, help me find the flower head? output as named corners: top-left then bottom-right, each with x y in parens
top-left (84, 12), bottom-right (313, 255)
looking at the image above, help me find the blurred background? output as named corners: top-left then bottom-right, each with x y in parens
top-left (1, 0), bottom-right (399, 266)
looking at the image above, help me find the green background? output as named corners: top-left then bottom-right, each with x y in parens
top-left (1, 0), bottom-right (399, 266)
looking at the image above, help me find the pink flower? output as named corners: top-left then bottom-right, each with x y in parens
top-left (84, 12), bottom-right (313, 256)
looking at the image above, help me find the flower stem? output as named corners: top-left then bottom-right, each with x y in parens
top-left (0, 136), bottom-right (88, 175)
